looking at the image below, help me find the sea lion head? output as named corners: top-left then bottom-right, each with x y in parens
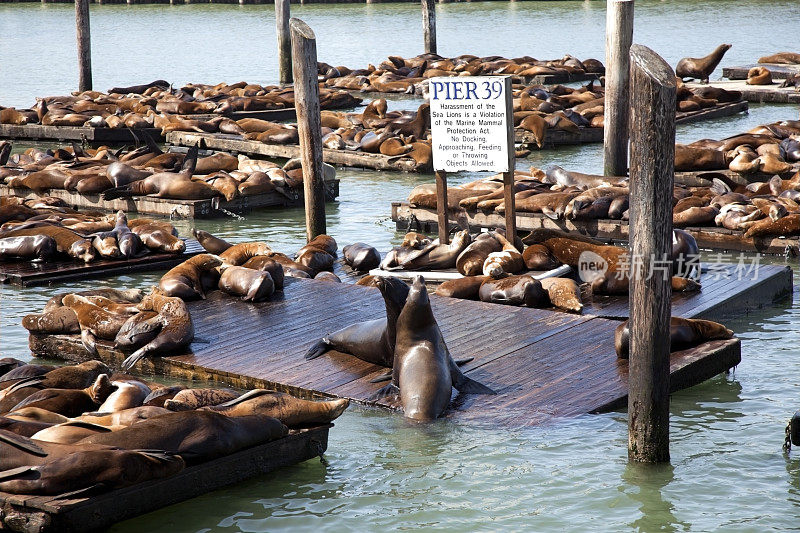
top-left (401, 232), bottom-right (431, 249)
top-left (70, 238), bottom-right (96, 263)
top-left (450, 230), bottom-right (471, 250)
top-left (195, 254), bottom-right (224, 270)
top-left (403, 276), bottom-right (432, 326)
top-left (614, 321), bottom-right (630, 359)
top-left (89, 374), bottom-right (114, 404)
top-left (376, 276), bottom-right (410, 313)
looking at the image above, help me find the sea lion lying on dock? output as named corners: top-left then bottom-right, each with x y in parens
top-left (614, 317), bottom-right (734, 358)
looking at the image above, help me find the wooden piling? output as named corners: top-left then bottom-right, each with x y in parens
top-left (276, 0), bottom-right (292, 85)
top-left (290, 18), bottom-right (326, 241)
top-left (75, 0), bottom-right (92, 92)
top-left (435, 169), bottom-right (449, 244)
top-left (421, 0), bottom-right (437, 55)
top-left (627, 44), bottom-right (676, 463)
top-left (603, 0), bottom-right (633, 176)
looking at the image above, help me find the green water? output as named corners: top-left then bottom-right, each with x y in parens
top-left (1, 1), bottom-right (800, 531)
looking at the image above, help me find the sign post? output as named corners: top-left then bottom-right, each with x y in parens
top-left (429, 76), bottom-right (516, 246)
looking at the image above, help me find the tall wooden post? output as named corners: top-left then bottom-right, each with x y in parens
top-left (421, 0), bottom-right (437, 55)
top-left (627, 44), bottom-right (676, 464)
top-left (435, 170), bottom-right (449, 244)
top-left (75, 0), bottom-right (92, 92)
top-left (502, 76), bottom-right (516, 246)
top-left (290, 18), bottom-right (326, 241)
top-left (603, 0), bottom-right (634, 176)
top-left (276, 0), bottom-right (292, 85)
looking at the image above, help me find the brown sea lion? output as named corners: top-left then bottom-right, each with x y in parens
top-left (0, 416), bottom-right (53, 437)
top-left (343, 243), bottom-right (381, 272)
top-left (295, 245), bottom-right (335, 274)
top-left (305, 277), bottom-right (409, 367)
top-left (218, 265), bottom-right (275, 302)
top-left (396, 230), bottom-right (471, 271)
top-left (43, 288), bottom-right (143, 313)
top-left (747, 66), bottom-right (773, 85)
top-left (314, 271), bottom-right (341, 282)
top-left (3, 361), bottom-right (111, 398)
top-left (306, 234), bottom-right (338, 257)
top-left (61, 294), bottom-right (132, 356)
top-left (479, 275), bottom-right (549, 307)
top-left (540, 277), bottom-right (583, 313)
top-left (673, 205), bottom-right (720, 227)
top-left (22, 306), bottom-right (80, 335)
top-left (29, 421), bottom-right (115, 445)
top-left (0, 226), bottom-right (94, 262)
top-left (522, 244), bottom-right (561, 270)
top-left (131, 224), bottom-right (185, 254)
top-left (78, 410), bottom-right (287, 465)
top-left (113, 311), bottom-right (160, 350)
top-left (239, 256), bottom-right (285, 290)
top-left (121, 288), bottom-right (194, 371)
top-left (456, 233), bottom-right (502, 276)
top-left (73, 405), bottom-right (171, 427)
top-left (376, 276), bottom-right (495, 421)
top-left (159, 253), bottom-right (223, 300)
top-left (0, 235), bottom-right (57, 261)
top-left (141, 387), bottom-right (185, 408)
top-left (203, 389), bottom-right (349, 428)
top-left (743, 213), bottom-right (800, 238)
top-left (5, 407), bottom-right (67, 424)
top-left (219, 242), bottom-right (272, 266)
top-left (435, 275), bottom-right (488, 300)
top-left (163, 388), bottom-right (240, 411)
top-left (615, 317), bottom-right (734, 358)
top-left (676, 44), bottom-right (732, 83)
top-left (482, 233), bottom-right (524, 277)
top-left (10, 374), bottom-right (113, 417)
top-left (401, 232), bottom-right (431, 248)
top-left (96, 380), bottom-right (151, 412)
top-left (192, 228), bottom-right (233, 254)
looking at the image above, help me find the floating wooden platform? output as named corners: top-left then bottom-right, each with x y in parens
top-left (0, 125), bottom-right (162, 144)
top-left (0, 239), bottom-right (203, 287)
top-left (0, 182), bottom-right (339, 219)
top-left (0, 426), bottom-right (329, 533)
top-left (723, 63), bottom-right (800, 80)
top-left (686, 80), bottom-right (800, 104)
top-left (167, 131), bottom-right (422, 172)
top-left (516, 101), bottom-right (748, 148)
top-left (31, 279), bottom-right (741, 427)
top-left (392, 201), bottom-right (800, 256)
top-left (514, 71), bottom-right (598, 86)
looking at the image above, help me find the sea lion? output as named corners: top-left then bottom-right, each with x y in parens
top-left (203, 389), bottom-right (349, 428)
top-left (759, 52), bottom-right (800, 65)
top-left (219, 242), bottom-right (272, 266)
top-left (456, 233), bottom-right (502, 276)
top-left (402, 232), bottom-right (431, 248)
top-left (482, 233), bottom-right (524, 278)
top-left (676, 44), bottom-right (732, 83)
top-left (0, 235), bottom-right (57, 261)
top-left (743, 213), bottom-right (800, 238)
top-left (0, 416), bottom-right (53, 437)
top-left (192, 228), bottom-right (233, 254)
top-left (29, 421), bottom-right (114, 445)
top-left (9, 374), bottom-right (114, 418)
top-left (78, 410), bottom-right (287, 465)
top-left (522, 244), bottom-right (560, 271)
top-left (540, 165), bottom-right (627, 190)
top-left (294, 245), bottom-right (335, 274)
top-left (479, 275), bottom-right (549, 307)
top-left (97, 380), bottom-right (151, 412)
top-left (5, 407), bottom-right (67, 424)
top-left (378, 276), bottom-right (495, 421)
top-left (673, 205), bottom-right (720, 227)
top-left (44, 289), bottom-right (143, 313)
top-left (396, 230), bottom-right (471, 271)
top-left (3, 361), bottom-right (111, 397)
top-left (342, 243), bottom-right (381, 272)
top-left (111, 211), bottom-right (143, 259)
top-left (159, 253), bottom-right (223, 300)
top-left (747, 66), bottom-right (773, 85)
top-left (239, 256), bottom-right (285, 290)
top-left (314, 271), bottom-right (341, 282)
top-left (0, 446), bottom-right (184, 495)
top-left (0, 226), bottom-right (94, 262)
top-left (539, 277), bottom-right (583, 313)
top-left (121, 288), bottom-right (194, 371)
top-left (615, 317), bottom-right (734, 358)
top-left (163, 388), bottom-right (240, 411)
top-left (305, 276), bottom-right (410, 367)
top-left (218, 265), bottom-right (275, 302)
top-left (131, 224), bottom-right (186, 254)
top-left (113, 311), bottom-right (160, 350)
top-left (305, 234), bottom-right (338, 257)
top-left (73, 405), bottom-right (171, 427)
top-left (0, 359), bottom-right (25, 379)
top-left (61, 294), bottom-right (132, 356)
top-left (106, 162), bottom-right (152, 187)
top-left (142, 387), bottom-right (185, 408)
top-left (671, 229), bottom-right (700, 278)
top-left (22, 306), bottom-right (80, 335)
top-left (434, 275), bottom-right (488, 300)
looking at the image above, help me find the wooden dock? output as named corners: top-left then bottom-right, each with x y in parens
top-left (0, 182), bottom-right (339, 219)
top-left (723, 63), bottom-right (800, 80)
top-left (31, 278), bottom-right (742, 427)
top-left (166, 131), bottom-right (422, 172)
top-left (392, 201), bottom-right (800, 256)
top-left (686, 80), bottom-right (800, 104)
top-left (0, 426), bottom-right (329, 533)
top-left (515, 100), bottom-right (748, 148)
top-left (0, 125), bottom-right (162, 144)
top-left (0, 239), bottom-right (203, 286)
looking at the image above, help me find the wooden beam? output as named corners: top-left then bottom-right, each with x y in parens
top-left (290, 18), bottom-right (327, 241)
top-left (421, 0), bottom-right (436, 55)
top-left (502, 76), bottom-right (516, 245)
top-left (276, 0), bottom-right (292, 85)
top-left (435, 169), bottom-right (449, 244)
top-left (603, 0), bottom-right (633, 176)
top-left (75, 0), bottom-right (92, 92)
top-left (627, 44), bottom-right (676, 464)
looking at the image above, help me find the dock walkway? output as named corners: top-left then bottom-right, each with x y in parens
top-left (686, 80), bottom-right (800, 104)
top-left (32, 278), bottom-right (743, 427)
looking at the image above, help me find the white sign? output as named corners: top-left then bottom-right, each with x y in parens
top-left (429, 76), bottom-right (512, 173)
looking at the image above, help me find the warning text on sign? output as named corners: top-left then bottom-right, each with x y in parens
top-left (429, 76), bottom-right (512, 173)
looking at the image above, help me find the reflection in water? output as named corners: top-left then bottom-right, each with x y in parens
top-left (621, 462), bottom-right (689, 533)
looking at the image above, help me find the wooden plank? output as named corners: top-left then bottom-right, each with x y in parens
top-left (392, 202), bottom-right (800, 255)
top-left (686, 80), bottom-right (800, 104)
top-left (0, 426), bottom-right (329, 533)
top-left (29, 279), bottom-right (742, 430)
top-left (723, 63), bottom-right (800, 80)
top-left (0, 240), bottom-right (203, 287)
top-left (0, 124), bottom-right (161, 143)
top-left (167, 131), bottom-right (420, 172)
top-left (0, 182), bottom-right (339, 219)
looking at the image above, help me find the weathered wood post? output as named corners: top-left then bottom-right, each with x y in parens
top-left (603, 0), bottom-right (634, 176)
top-left (276, 0), bottom-right (292, 85)
top-left (627, 44), bottom-right (676, 463)
top-left (501, 76), bottom-right (516, 245)
top-left (75, 0), bottom-right (92, 92)
top-left (421, 0), bottom-right (437, 55)
top-left (435, 169), bottom-right (449, 244)
top-left (290, 18), bottom-right (326, 241)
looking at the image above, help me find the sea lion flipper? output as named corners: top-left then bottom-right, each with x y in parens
top-left (0, 466), bottom-right (35, 482)
top-left (51, 483), bottom-right (107, 501)
top-left (369, 371), bottom-right (393, 384)
top-left (0, 432), bottom-right (48, 457)
top-left (80, 329), bottom-right (99, 357)
top-left (541, 207), bottom-right (559, 220)
top-left (214, 389), bottom-right (268, 408)
top-left (59, 421), bottom-right (112, 432)
top-left (121, 350), bottom-right (147, 372)
top-left (449, 359), bottom-right (496, 395)
top-left (454, 357), bottom-right (474, 366)
top-left (711, 178), bottom-right (731, 195)
top-left (304, 339), bottom-right (332, 360)
top-left (368, 383), bottom-right (400, 403)
top-left (3, 376), bottom-right (45, 394)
